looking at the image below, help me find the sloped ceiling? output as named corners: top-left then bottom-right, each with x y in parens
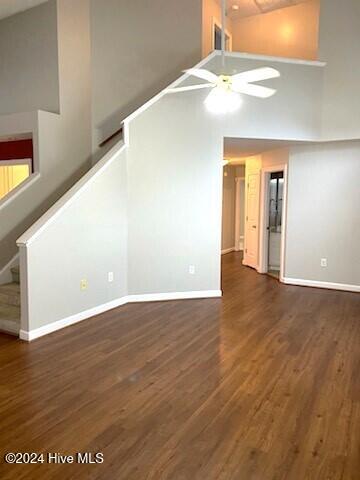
top-left (0, 0), bottom-right (48, 21)
top-left (222, 0), bottom-right (311, 18)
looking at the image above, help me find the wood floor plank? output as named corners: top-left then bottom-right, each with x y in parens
top-left (0, 252), bottom-right (359, 479)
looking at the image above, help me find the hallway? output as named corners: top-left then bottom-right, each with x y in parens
top-left (0, 252), bottom-right (359, 479)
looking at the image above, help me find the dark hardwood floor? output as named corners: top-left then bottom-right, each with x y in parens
top-left (0, 252), bottom-right (360, 479)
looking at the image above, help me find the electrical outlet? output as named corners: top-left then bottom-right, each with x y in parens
top-left (80, 279), bottom-right (88, 291)
top-left (108, 272), bottom-right (114, 283)
top-left (189, 265), bottom-right (195, 275)
top-left (321, 258), bottom-right (327, 268)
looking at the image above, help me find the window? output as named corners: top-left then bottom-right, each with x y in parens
top-left (0, 160), bottom-right (31, 201)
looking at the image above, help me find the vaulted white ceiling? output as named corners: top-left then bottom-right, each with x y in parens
top-left (0, 0), bottom-right (48, 21)
top-left (223, 0), bottom-right (311, 18)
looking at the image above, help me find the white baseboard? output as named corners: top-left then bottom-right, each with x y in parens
top-left (128, 290), bottom-right (222, 303)
top-left (19, 296), bottom-right (129, 341)
top-left (0, 253), bottom-right (19, 285)
top-left (282, 277), bottom-right (360, 293)
top-left (19, 290), bottom-right (222, 342)
top-left (222, 247), bottom-right (235, 255)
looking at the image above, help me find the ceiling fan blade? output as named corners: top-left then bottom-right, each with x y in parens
top-left (165, 83), bottom-right (214, 94)
top-left (183, 68), bottom-right (219, 83)
top-left (232, 83), bottom-right (276, 98)
top-left (232, 67), bottom-right (280, 85)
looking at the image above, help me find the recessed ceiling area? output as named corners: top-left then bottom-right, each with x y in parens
top-left (224, 137), bottom-right (311, 160)
top-left (0, 0), bottom-right (48, 21)
top-left (222, 0), bottom-right (312, 18)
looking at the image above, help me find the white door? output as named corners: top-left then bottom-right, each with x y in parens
top-left (244, 169), bottom-right (261, 269)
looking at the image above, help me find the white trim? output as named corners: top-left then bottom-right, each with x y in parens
top-left (17, 142), bottom-right (126, 247)
top-left (19, 245), bottom-right (29, 332)
top-left (280, 165), bottom-right (288, 283)
top-left (222, 247), bottom-right (235, 255)
top-left (124, 52), bottom-right (218, 124)
top-left (122, 51), bottom-right (325, 126)
top-left (282, 277), bottom-right (360, 293)
top-left (212, 17), bottom-right (233, 52)
top-left (224, 51), bottom-right (327, 67)
top-left (128, 290), bottom-right (222, 303)
top-left (234, 176), bottom-right (245, 251)
top-left (0, 253), bottom-right (19, 285)
top-left (123, 120), bottom-right (130, 147)
top-left (239, 236), bottom-right (244, 251)
top-left (0, 173), bottom-right (40, 212)
top-left (19, 290), bottom-right (222, 341)
top-left (20, 296), bottom-right (130, 341)
top-left (0, 158), bottom-right (32, 167)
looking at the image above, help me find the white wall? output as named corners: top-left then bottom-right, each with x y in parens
top-left (125, 53), bottom-right (323, 295)
top-left (207, 54), bottom-right (324, 141)
top-left (0, 0), bottom-right (92, 271)
top-left (20, 52), bottom-right (328, 335)
top-left (285, 141), bottom-right (360, 287)
top-left (21, 146), bottom-right (128, 331)
top-left (232, 0), bottom-right (320, 61)
top-left (126, 98), bottom-right (223, 295)
top-left (0, 0), bottom-right (59, 115)
top-left (90, 0), bottom-right (202, 152)
top-left (318, 0), bottom-right (360, 139)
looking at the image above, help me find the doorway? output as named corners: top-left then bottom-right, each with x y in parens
top-left (267, 172), bottom-right (284, 279)
top-left (258, 164), bottom-right (288, 281)
top-left (212, 19), bottom-right (232, 52)
top-left (221, 163), bottom-right (245, 255)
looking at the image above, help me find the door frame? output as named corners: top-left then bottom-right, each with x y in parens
top-left (234, 176), bottom-right (245, 251)
top-left (212, 17), bottom-right (233, 52)
top-left (258, 164), bottom-right (288, 282)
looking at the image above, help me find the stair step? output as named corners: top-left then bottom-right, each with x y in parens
top-left (0, 303), bottom-right (20, 336)
top-left (11, 266), bottom-right (20, 284)
top-left (0, 283), bottom-right (20, 307)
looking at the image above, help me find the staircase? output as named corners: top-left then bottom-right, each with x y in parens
top-left (0, 266), bottom-right (20, 336)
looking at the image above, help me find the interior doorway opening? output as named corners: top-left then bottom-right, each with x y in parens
top-left (267, 171), bottom-right (284, 279)
top-left (221, 138), bottom-right (297, 290)
top-left (221, 162), bottom-right (245, 256)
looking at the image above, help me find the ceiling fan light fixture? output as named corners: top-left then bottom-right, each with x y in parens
top-left (204, 87), bottom-right (243, 115)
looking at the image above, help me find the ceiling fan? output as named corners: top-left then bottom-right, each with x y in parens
top-left (165, 0), bottom-right (280, 114)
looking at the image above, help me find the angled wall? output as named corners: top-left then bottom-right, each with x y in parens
top-left (0, 0), bottom-right (60, 115)
top-left (90, 0), bottom-right (202, 152)
top-left (19, 145), bottom-right (128, 334)
top-left (0, 0), bottom-right (92, 271)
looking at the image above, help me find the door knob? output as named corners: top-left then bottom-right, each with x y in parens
top-left (252, 225), bottom-right (257, 229)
